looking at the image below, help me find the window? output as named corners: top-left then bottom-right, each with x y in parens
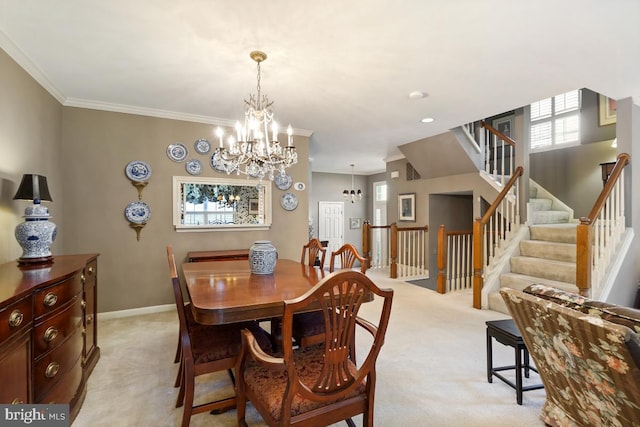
top-left (530, 90), bottom-right (580, 151)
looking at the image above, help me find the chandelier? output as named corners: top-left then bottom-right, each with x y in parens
top-left (343, 164), bottom-right (362, 203)
top-left (212, 51), bottom-right (297, 180)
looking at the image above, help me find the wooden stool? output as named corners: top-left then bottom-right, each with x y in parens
top-left (486, 319), bottom-right (544, 405)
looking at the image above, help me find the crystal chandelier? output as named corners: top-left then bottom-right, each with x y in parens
top-left (343, 164), bottom-right (362, 203)
top-left (212, 51), bottom-right (297, 180)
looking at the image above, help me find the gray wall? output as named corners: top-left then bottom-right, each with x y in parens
top-left (309, 171), bottom-right (367, 252)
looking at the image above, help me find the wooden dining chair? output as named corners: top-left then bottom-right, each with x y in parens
top-left (291, 243), bottom-right (367, 349)
top-left (235, 270), bottom-right (393, 427)
top-left (301, 238), bottom-right (327, 268)
top-left (330, 243), bottom-right (367, 273)
top-left (166, 246), bottom-right (273, 427)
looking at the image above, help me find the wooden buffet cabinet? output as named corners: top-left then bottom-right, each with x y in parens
top-left (0, 254), bottom-right (99, 422)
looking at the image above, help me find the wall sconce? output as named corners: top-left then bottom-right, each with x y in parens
top-left (13, 174), bottom-right (57, 264)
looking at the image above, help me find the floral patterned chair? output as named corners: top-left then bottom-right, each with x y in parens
top-left (500, 284), bottom-right (640, 427)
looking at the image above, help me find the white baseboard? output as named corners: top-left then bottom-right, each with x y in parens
top-left (97, 304), bottom-right (175, 321)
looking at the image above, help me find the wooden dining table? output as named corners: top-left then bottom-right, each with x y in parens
top-left (182, 258), bottom-right (327, 325)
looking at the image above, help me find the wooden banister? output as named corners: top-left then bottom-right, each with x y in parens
top-left (576, 153), bottom-right (630, 296)
top-left (472, 166), bottom-right (523, 309)
top-left (481, 121), bottom-right (516, 147)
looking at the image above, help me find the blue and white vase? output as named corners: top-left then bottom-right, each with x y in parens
top-left (249, 240), bottom-right (277, 275)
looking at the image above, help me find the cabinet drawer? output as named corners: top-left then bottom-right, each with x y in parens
top-left (0, 296), bottom-right (32, 343)
top-left (0, 329), bottom-right (31, 404)
top-left (33, 296), bottom-right (83, 358)
top-left (34, 275), bottom-right (82, 319)
top-left (36, 355), bottom-right (82, 405)
top-left (33, 326), bottom-right (83, 400)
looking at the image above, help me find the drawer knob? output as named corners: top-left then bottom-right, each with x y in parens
top-left (11, 398), bottom-right (24, 405)
top-left (44, 326), bottom-right (59, 343)
top-left (43, 292), bottom-right (58, 307)
top-left (45, 362), bottom-right (60, 378)
top-left (88, 266), bottom-right (95, 275)
top-left (9, 310), bottom-right (24, 327)
top-left (81, 300), bottom-right (87, 309)
top-left (81, 274), bottom-right (86, 284)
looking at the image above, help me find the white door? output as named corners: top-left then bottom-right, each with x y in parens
top-left (318, 201), bottom-right (344, 267)
top-left (373, 181), bottom-right (388, 267)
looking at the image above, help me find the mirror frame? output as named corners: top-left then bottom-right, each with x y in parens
top-left (172, 176), bottom-right (272, 232)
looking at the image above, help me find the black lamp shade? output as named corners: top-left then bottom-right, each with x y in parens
top-left (13, 174), bottom-right (53, 202)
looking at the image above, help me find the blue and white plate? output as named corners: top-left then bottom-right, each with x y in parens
top-left (280, 192), bottom-right (298, 211)
top-left (125, 160), bottom-right (152, 182)
top-left (167, 143), bottom-right (188, 162)
top-left (194, 138), bottom-right (211, 155)
top-left (125, 201), bottom-right (151, 224)
top-left (274, 173), bottom-right (292, 190)
top-left (185, 159), bottom-right (203, 175)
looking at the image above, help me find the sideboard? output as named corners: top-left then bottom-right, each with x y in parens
top-left (0, 254), bottom-right (99, 422)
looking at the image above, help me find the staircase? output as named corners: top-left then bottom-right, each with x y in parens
top-left (488, 187), bottom-right (580, 314)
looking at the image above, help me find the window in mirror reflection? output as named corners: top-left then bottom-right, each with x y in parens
top-left (173, 176), bottom-right (272, 231)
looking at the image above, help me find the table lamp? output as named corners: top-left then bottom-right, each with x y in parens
top-left (13, 174), bottom-right (57, 264)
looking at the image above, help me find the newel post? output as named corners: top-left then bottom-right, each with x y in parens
top-left (362, 220), bottom-right (371, 269)
top-left (472, 218), bottom-right (483, 309)
top-left (576, 217), bottom-right (592, 297)
top-left (390, 223), bottom-right (398, 279)
top-left (437, 225), bottom-right (447, 294)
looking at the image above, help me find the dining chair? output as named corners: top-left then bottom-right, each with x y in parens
top-left (166, 246), bottom-right (273, 427)
top-left (300, 238), bottom-right (327, 268)
top-left (330, 243), bottom-right (367, 273)
top-left (291, 243), bottom-right (367, 349)
top-left (235, 270), bottom-right (394, 427)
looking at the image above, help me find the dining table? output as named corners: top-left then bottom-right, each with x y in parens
top-left (182, 258), bottom-right (328, 326)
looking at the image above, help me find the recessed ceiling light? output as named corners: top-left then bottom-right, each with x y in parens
top-left (408, 91), bottom-right (427, 99)
top-left (421, 117), bottom-right (435, 123)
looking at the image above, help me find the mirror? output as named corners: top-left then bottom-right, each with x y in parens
top-left (172, 176), bottom-right (272, 231)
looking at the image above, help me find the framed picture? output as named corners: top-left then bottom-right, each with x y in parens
top-left (349, 217), bottom-right (362, 229)
top-left (398, 193), bottom-right (415, 221)
top-left (249, 198), bottom-right (259, 214)
top-left (492, 115), bottom-right (514, 139)
top-left (598, 94), bottom-right (617, 126)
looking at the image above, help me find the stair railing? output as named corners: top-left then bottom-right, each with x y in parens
top-left (437, 225), bottom-right (473, 293)
top-left (576, 153), bottom-right (631, 297)
top-left (472, 166), bottom-right (523, 308)
top-left (481, 121), bottom-right (516, 187)
top-left (363, 221), bottom-right (429, 279)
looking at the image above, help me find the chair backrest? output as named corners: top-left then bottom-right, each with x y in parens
top-left (501, 287), bottom-right (640, 426)
top-left (166, 246), bottom-right (192, 343)
top-left (301, 238), bottom-right (326, 268)
top-left (280, 270), bottom-right (393, 404)
top-left (329, 243), bottom-right (366, 273)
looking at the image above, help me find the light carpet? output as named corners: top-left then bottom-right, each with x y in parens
top-left (72, 269), bottom-right (546, 426)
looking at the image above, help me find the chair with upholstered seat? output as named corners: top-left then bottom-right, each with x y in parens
top-left (291, 243), bottom-right (367, 349)
top-left (166, 245), bottom-right (273, 427)
top-left (301, 238), bottom-right (327, 268)
top-left (236, 270), bottom-right (393, 427)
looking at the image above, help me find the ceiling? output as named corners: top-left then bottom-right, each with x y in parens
top-left (1, 1), bottom-right (639, 175)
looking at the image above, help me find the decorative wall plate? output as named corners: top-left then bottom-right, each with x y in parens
top-left (293, 182), bottom-right (306, 191)
top-left (167, 143), bottom-right (188, 162)
top-left (210, 151), bottom-right (226, 173)
top-left (125, 201), bottom-right (151, 224)
top-left (125, 160), bottom-right (152, 182)
top-left (185, 159), bottom-right (203, 175)
top-left (274, 173), bottom-right (293, 190)
top-left (194, 138), bottom-right (211, 155)
top-left (280, 192), bottom-right (298, 211)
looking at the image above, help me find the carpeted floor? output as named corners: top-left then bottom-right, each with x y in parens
top-left (73, 268), bottom-right (546, 426)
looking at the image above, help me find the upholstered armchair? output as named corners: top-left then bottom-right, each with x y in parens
top-left (500, 284), bottom-right (640, 427)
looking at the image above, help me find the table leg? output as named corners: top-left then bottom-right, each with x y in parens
top-left (486, 329), bottom-right (493, 383)
top-left (515, 346), bottom-right (523, 405)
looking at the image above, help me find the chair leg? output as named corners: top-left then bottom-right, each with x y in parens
top-left (181, 364), bottom-right (195, 427)
top-left (345, 418), bottom-right (356, 427)
top-left (227, 368), bottom-right (235, 386)
top-left (175, 362), bottom-right (185, 408)
top-left (174, 337), bottom-right (181, 363)
top-left (174, 359), bottom-right (183, 388)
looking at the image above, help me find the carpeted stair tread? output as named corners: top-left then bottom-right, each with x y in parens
top-left (499, 272), bottom-right (578, 293)
top-left (529, 224), bottom-right (577, 243)
top-left (530, 210), bottom-right (571, 224)
top-left (529, 198), bottom-right (552, 211)
top-left (519, 240), bottom-right (576, 262)
top-left (510, 256), bottom-right (575, 284)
